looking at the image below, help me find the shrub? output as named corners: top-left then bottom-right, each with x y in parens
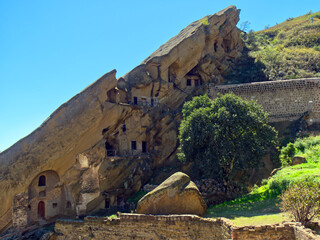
top-left (268, 179), bottom-right (290, 195)
top-left (261, 179), bottom-right (268, 186)
top-left (280, 178), bottom-right (320, 226)
top-left (279, 142), bottom-right (297, 166)
top-left (312, 12), bottom-right (320, 19)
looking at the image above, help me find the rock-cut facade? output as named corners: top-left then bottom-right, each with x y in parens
top-left (0, 6), bottom-right (244, 232)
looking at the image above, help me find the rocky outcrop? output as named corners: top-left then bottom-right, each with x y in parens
top-left (136, 172), bottom-right (206, 215)
top-left (0, 6), bottom-right (243, 232)
top-left (291, 156), bottom-right (307, 166)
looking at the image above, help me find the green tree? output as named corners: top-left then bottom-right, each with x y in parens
top-left (280, 179), bottom-right (320, 226)
top-left (178, 94), bottom-right (278, 180)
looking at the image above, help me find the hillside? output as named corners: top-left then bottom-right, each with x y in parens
top-left (224, 11), bottom-right (320, 83)
top-left (208, 135), bottom-right (320, 227)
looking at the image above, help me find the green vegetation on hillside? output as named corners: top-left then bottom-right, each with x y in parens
top-left (224, 11), bottom-right (320, 83)
top-left (208, 135), bottom-right (320, 225)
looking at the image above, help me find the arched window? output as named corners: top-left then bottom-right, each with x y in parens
top-left (66, 201), bottom-right (72, 209)
top-left (38, 175), bottom-right (46, 186)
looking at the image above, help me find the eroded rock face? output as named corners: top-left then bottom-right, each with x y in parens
top-left (0, 6), bottom-right (243, 232)
top-left (136, 172), bottom-right (207, 215)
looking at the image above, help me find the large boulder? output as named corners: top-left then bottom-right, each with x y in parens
top-left (136, 172), bottom-right (207, 216)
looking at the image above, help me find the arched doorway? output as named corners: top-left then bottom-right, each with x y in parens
top-left (38, 201), bottom-right (45, 219)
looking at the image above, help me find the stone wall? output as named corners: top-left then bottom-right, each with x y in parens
top-left (53, 214), bottom-right (320, 240)
top-left (54, 214), bottom-right (233, 240)
top-left (208, 78), bottom-right (320, 122)
top-left (232, 222), bottom-right (319, 240)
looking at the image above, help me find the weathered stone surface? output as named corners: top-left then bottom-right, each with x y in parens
top-left (291, 156), bottom-right (307, 166)
top-left (0, 6), bottom-right (243, 232)
top-left (232, 222), bottom-right (320, 240)
top-left (52, 215), bottom-right (319, 240)
top-left (53, 214), bottom-right (233, 240)
top-left (136, 172), bottom-right (207, 215)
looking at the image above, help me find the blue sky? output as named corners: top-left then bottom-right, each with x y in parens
top-left (1, 0), bottom-right (320, 151)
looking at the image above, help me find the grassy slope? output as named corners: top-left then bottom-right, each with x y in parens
top-left (207, 136), bottom-right (320, 226)
top-left (225, 11), bottom-right (320, 84)
top-left (252, 12), bottom-right (320, 80)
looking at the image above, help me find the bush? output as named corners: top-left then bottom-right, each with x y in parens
top-left (279, 142), bottom-right (297, 166)
top-left (268, 179), bottom-right (290, 195)
top-left (280, 178), bottom-right (320, 226)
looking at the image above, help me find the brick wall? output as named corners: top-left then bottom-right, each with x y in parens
top-left (54, 214), bottom-right (233, 240)
top-left (208, 78), bottom-right (320, 122)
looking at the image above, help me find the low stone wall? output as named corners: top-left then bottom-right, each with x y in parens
top-left (53, 214), bottom-right (320, 240)
top-left (208, 78), bottom-right (320, 122)
top-left (232, 222), bottom-right (319, 240)
top-left (54, 214), bottom-right (233, 240)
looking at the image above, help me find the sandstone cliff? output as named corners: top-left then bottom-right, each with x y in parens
top-left (0, 5), bottom-right (243, 232)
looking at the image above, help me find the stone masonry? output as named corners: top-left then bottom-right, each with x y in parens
top-left (54, 214), bottom-right (232, 240)
top-left (208, 78), bottom-right (320, 122)
top-left (232, 222), bottom-right (319, 240)
top-left (53, 214), bottom-right (320, 240)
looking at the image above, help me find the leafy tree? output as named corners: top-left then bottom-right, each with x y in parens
top-left (280, 179), bottom-right (320, 226)
top-left (178, 94), bottom-right (278, 180)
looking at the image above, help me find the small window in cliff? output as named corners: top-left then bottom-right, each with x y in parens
top-left (214, 42), bottom-right (218, 52)
top-left (122, 124), bottom-right (126, 132)
top-left (133, 97), bottom-right (138, 105)
top-left (52, 203), bottom-right (57, 208)
top-left (141, 97), bottom-right (147, 106)
top-left (66, 201), bottom-right (71, 209)
top-left (131, 141), bottom-right (137, 150)
top-left (38, 175), bottom-right (46, 186)
top-left (117, 196), bottom-right (124, 207)
top-left (187, 79), bottom-right (192, 86)
top-left (168, 70), bottom-right (172, 82)
top-left (105, 142), bottom-right (115, 156)
top-left (39, 191), bottom-right (46, 198)
top-left (105, 199), bottom-right (110, 209)
top-left (142, 141), bottom-right (147, 153)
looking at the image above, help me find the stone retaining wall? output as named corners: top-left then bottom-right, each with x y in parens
top-left (232, 222), bottom-right (319, 240)
top-left (54, 214), bottom-right (232, 240)
top-left (208, 78), bottom-right (320, 122)
top-left (53, 214), bottom-right (320, 240)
